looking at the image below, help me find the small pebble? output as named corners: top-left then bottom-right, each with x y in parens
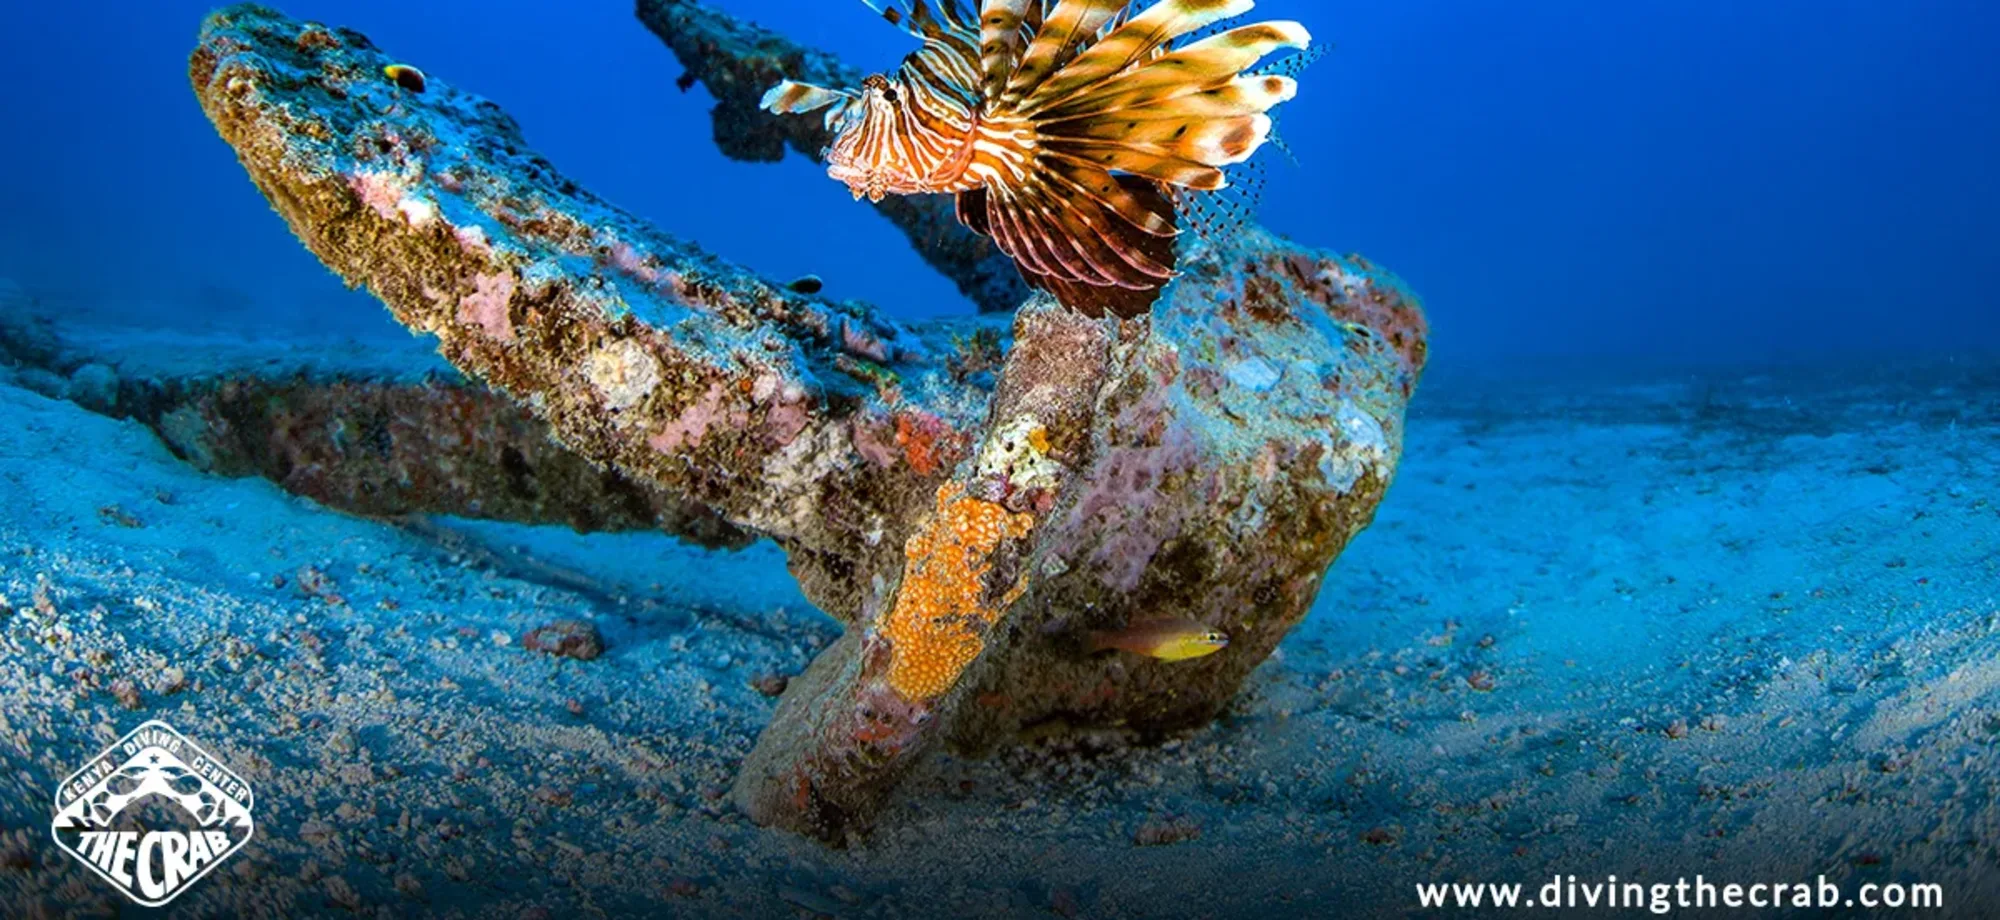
top-left (0, 841), bottom-right (34, 870)
top-left (521, 620), bottom-right (605, 661)
top-left (323, 877), bottom-right (362, 910)
top-left (97, 505), bottom-right (142, 528)
top-left (1051, 887), bottom-right (1082, 919)
top-left (394, 873), bottom-right (426, 901)
top-left (67, 363), bottom-right (119, 414)
top-left (153, 666), bottom-right (187, 695)
top-left (109, 680), bottom-right (142, 710)
top-left (1133, 815), bottom-right (1201, 846)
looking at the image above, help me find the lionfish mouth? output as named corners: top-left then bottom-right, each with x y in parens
top-left (827, 164), bottom-right (889, 202)
top-left (761, 0), bottom-right (1314, 319)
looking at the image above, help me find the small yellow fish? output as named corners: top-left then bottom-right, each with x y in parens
top-left (383, 63), bottom-right (427, 93)
top-left (1088, 618), bottom-right (1229, 662)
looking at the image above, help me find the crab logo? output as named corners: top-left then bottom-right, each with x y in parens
top-left (51, 720), bottom-right (255, 907)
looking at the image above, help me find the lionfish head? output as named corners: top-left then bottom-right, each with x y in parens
top-left (761, 74), bottom-right (922, 203)
top-left (825, 74), bottom-right (924, 202)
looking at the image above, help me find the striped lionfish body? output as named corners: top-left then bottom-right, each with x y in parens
top-left (761, 0), bottom-right (1310, 319)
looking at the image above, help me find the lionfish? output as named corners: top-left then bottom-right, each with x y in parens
top-left (762, 0), bottom-right (1311, 319)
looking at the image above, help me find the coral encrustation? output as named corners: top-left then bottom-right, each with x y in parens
top-left (881, 483), bottom-right (1037, 700)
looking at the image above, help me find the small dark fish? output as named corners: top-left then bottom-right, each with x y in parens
top-left (383, 64), bottom-right (427, 93)
top-left (787, 274), bottom-right (825, 295)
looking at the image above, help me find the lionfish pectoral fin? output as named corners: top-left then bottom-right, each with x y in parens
top-left (955, 187), bottom-right (992, 237)
top-left (760, 80), bottom-right (853, 116)
top-left (960, 171), bottom-right (1179, 320)
top-left (1038, 276), bottom-right (1174, 322)
top-left (1017, 10), bottom-right (1309, 248)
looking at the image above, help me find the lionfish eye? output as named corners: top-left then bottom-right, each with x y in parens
top-left (883, 87), bottom-right (900, 103)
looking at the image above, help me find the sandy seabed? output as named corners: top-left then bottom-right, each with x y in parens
top-left (0, 348), bottom-right (1995, 918)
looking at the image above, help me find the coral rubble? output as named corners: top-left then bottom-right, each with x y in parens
top-left (191, 4), bottom-right (1427, 842)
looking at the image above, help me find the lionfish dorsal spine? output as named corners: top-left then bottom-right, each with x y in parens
top-left (998, 0), bottom-right (1130, 105)
top-left (1014, 0), bottom-right (1256, 113)
top-left (862, 0), bottom-right (979, 43)
top-left (978, 1), bottom-right (1036, 101)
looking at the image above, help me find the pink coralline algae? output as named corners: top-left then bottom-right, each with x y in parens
top-left (349, 169), bottom-right (406, 221)
top-left (350, 168), bottom-right (437, 228)
top-left (606, 238), bottom-right (666, 287)
top-left (454, 224), bottom-right (492, 255)
top-left (849, 416), bottom-right (901, 469)
top-left (763, 396), bottom-right (811, 446)
top-left (648, 382), bottom-right (746, 453)
top-left (458, 272), bottom-right (516, 343)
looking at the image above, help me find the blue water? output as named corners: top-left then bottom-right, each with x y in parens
top-left (2, 0), bottom-right (1996, 358)
top-left (2, 3), bottom-right (1999, 917)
